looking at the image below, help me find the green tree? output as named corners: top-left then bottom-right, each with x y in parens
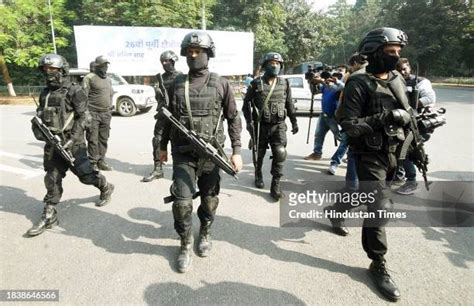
top-left (0, 0), bottom-right (73, 67)
top-left (391, 0), bottom-right (472, 76)
top-left (281, 0), bottom-right (335, 67)
top-left (0, 0), bottom-right (74, 88)
top-left (211, 0), bottom-right (287, 71)
top-left (320, 0), bottom-right (387, 65)
top-left (67, 0), bottom-right (216, 28)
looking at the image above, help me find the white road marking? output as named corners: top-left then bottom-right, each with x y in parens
top-left (0, 151), bottom-right (43, 163)
top-left (0, 151), bottom-right (43, 179)
top-left (0, 164), bottom-right (43, 179)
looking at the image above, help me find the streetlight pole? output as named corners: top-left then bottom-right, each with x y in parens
top-left (47, 0), bottom-right (57, 54)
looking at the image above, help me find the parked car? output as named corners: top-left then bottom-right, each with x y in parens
top-left (280, 74), bottom-right (321, 115)
top-left (69, 68), bottom-right (157, 117)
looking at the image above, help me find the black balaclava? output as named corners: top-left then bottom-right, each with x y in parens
top-left (366, 48), bottom-right (399, 74)
top-left (95, 64), bottom-right (108, 79)
top-left (162, 61), bottom-right (175, 73)
top-left (45, 70), bottom-right (64, 89)
top-left (263, 62), bottom-right (281, 77)
top-left (187, 51), bottom-right (209, 72)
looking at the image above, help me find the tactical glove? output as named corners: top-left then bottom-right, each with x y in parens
top-left (291, 122), bottom-right (299, 134)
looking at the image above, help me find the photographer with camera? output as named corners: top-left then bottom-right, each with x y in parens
top-left (394, 57), bottom-right (436, 195)
top-left (304, 67), bottom-right (345, 161)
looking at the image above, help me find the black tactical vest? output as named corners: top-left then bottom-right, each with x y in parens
top-left (252, 77), bottom-right (287, 123)
top-left (162, 70), bottom-right (181, 92)
top-left (348, 72), bottom-right (407, 153)
top-left (172, 72), bottom-right (224, 145)
top-left (349, 72), bottom-right (403, 117)
top-left (39, 84), bottom-right (75, 134)
top-left (155, 70), bottom-right (182, 109)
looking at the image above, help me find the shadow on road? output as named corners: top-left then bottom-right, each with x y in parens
top-left (129, 207), bottom-right (384, 299)
top-left (143, 281), bottom-right (306, 305)
top-left (421, 227), bottom-right (474, 269)
top-left (0, 185), bottom-right (176, 271)
top-left (222, 150), bottom-right (344, 202)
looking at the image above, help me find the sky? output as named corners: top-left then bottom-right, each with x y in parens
top-left (309, 0), bottom-right (357, 12)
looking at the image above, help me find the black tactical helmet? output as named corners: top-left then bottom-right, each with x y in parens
top-left (160, 50), bottom-right (179, 63)
top-left (260, 52), bottom-right (284, 67)
top-left (180, 31), bottom-right (216, 58)
top-left (358, 27), bottom-right (408, 55)
top-left (89, 61), bottom-right (96, 72)
top-left (38, 54), bottom-right (70, 76)
top-left (95, 55), bottom-right (110, 66)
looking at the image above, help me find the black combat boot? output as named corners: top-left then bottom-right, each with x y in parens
top-left (369, 260), bottom-right (401, 301)
top-left (96, 183), bottom-right (115, 207)
top-left (97, 160), bottom-right (113, 171)
top-left (26, 204), bottom-right (58, 237)
top-left (323, 206), bottom-right (349, 236)
top-left (177, 232), bottom-right (193, 273)
top-left (255, 168), bottom-right (264, 189)
top-left (270, 176), bottom-right (282, 201)
top-left (141, 162), bottom-right (164, 182)
top-left (197, 221), bottom-right (213, 257)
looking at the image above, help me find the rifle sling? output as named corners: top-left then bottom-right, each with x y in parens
top-left (260, 77), bottom-right (277, 121)
top-left (184, 75), bottom-right (195, 130)
top-left (397, 130), bottom-right (414, 161)
top-left (386, 78), bottom-right (412, 113)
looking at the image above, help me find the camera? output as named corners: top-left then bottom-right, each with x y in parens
top-left (416, 107), bottom-right (447, 134)
top-left (332, 72), bottom-right (343, 80)
top-left (320, 71), bottom-right (331, 79)
top-left (305, 65), bottom-right (318, 80)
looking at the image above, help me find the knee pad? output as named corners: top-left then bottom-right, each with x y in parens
top-left (74, 158), bottom-right (95, 177)
top-left (200, 196), bottom-right (219, 216)
top-left (271, 145), bottom-right (287, 163)
top-left (172, 199), bottom-right (193, 221)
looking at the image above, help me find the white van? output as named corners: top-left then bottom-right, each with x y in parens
top-left (69, 68), bottom-right (157, 117)
top-left (280, 74), bottom-right (321, 115)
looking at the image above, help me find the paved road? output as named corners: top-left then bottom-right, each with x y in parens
top-left (1, 87), bottom-right (473, 305)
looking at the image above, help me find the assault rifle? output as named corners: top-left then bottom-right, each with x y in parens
top-left (160, 108), bottom-right (238, 179)
top-left (249, 105), bottom-right (260, 168)
top-left (388, 80), bottom-right (430, 191)
top-left (31, 116), bottom-right (75, 167)
top-left (156, 73), bottom-right (169, 107)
